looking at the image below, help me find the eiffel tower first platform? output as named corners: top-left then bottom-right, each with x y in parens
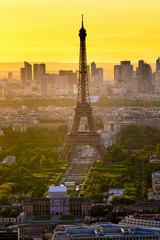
top-left (58, 16), bottom-right (106, 160)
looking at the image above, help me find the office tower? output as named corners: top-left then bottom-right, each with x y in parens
top-left (24, 61), bottom-right (32, 80)
top-left (40, 77), bottom-right (48, 95)
top-left (154, 70), bottom-right (160, 93)
top-left (39, 63), bottom-right (46, 78)
top-left (120, 61), bottom-right (133, 82)
top-left (137, 60), bottom-right (152, 93)
top-left (96, 68), bottom-right (103, 83)
top-left (59, 76), bottom-right (69, 94)
top-left (91, 62), bottom-right (96, 78)
top-left (33, 64), bottom-right (39, 81)
top-left (60, 76), bottom-right (69, 90)
top-left (33, 63), bottom-right (46, 81)
top-left (8, 72), bottom-right (13, 82)
top-left (58, 17), bottom-right (106, 161)
top-left (59, 70), bottom-right (76, 85)
top-left (87, 65), bottom-right (90, 82)
top-left (114, 65), bottom-right (121, 83)
top-left (90, 63), bottom-right (104, 88)
top-left (156, 58), bottom-right (160, 72)
top-left (20, 68), bottom-right (27, 89)
top-left (114, 61), bottom-right (133, 83)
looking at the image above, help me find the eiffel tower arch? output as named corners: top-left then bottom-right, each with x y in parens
top-left (58, 16), bottom-right (106, 160)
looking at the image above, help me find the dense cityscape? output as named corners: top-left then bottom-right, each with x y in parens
top-left (1, 57), bottom-right (160, 97)
top-left (1, 1), bottom-right (160, 240)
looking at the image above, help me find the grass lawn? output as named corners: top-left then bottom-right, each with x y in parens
top-left (60, 215), bottom-right (74, 220)
top-left (37, 216), bottom-right (51, 221)
top-left (67, 189), bottom-right (79, 197)
top-left (70, 165), bottom-right (89, 175)
top-left (66, 178), bottom-right (84, 184)
top-left (66, 185), bottom-right (75, 189)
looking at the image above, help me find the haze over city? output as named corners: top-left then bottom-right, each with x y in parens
top-left (1, 0), bottom-right (160, 239)
top-left (1, 0), bottom-right (160, 63)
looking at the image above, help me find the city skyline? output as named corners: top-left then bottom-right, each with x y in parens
top-left (1, 0), bottom-right (160, 62)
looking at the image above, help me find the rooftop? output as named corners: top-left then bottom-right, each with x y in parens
top-left (54, 224), bottom-right (160, 239)
top-left (49, 186), bottom-right (66, 192)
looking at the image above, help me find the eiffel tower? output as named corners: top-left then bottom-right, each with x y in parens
top-left (58, 16), bottom-right (106, 160)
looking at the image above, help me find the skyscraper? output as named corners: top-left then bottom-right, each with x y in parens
top-left (20, 68), bottom-right (27, 89)
top-left (59, 70), bottom-right (76, 85)
top-left (96, 68), bottom-right (103, 83)
top-left (40, 77), bottom-right (48, 95)
top-left (24, 61), bottom-right (32, 80)
top-left (39, 63), bottom-right (46, 78)
top-left (87, 65), bottom-right (90, 82)
top-left (91, 62), bottom-right (96, 79)
top-left (137, 60), bottom-right (152, 93)
top-left (114, 61), bottom-right (133, 83)
top-left (33, 63), bottom-right (46, 81)
top-left (33, 64), bottom-right (40, 81)
top-left (8, 72), bottom-right (13, 82)
top-left (156, 57), bottom-right (160, 72)
top-left (114, 65), bottom-right (121, 83)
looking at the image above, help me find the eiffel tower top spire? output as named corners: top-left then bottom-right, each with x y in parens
top-left (79, 15), bottom-right (87, 42)
top-left (77, 15), bottom-right (90, 107)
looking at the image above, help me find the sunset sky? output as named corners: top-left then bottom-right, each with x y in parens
top-left (1, 0), bottom-right (160, 63)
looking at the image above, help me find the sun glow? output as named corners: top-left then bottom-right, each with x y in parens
top-left (1, 0), bottom-right (160, 62)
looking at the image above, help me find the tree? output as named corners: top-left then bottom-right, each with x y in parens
top-left (0, 206), bottom-right (10, 217)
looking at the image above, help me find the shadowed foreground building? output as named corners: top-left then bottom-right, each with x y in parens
top-left (22, 186), bottom-right (92, 216)
top-left (52, 224), bottom-right (160, 240)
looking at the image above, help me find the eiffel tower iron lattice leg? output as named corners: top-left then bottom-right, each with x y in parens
top-left (58, 16), bottom-right (106, 161)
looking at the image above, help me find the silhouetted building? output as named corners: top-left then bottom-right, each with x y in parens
top-left (91, 62), bottom-right (96, 78)
top-left (114, 61), bottom-right (133, 83)
top-left (24, 61), bottom-right (32, 80)
top-left (114, 61), bottom-right (133, 93)
top-left (156, 57), bottom-right (160, 72)
top-left (91, 63), bottom-right (104, 88)
top-left (33, 64), bottom-right (40, 81)
top-left (154, 70), bottom-right (160, 93)
top-left (114, 65), bottom-right (121, 83)
top-left (136, 60), bottom-right (152, 93)
top-left (59, 70), bottom-right (76, 86)
top-left (45, 73), bottom-right (59, 89)
top-left (8, 72), bottom-right (13, 82)
top-left (33, 63), bottom-right (46, 81)
top-left (20, 68), bottom-right (27, 89)
top-left (39, 63), bottom-right (46, 78)
top-left (60, 76), bottom-right (68, 91)
top-left (96, 68), bottom-right (103, 83)
top-left (40, 76), bottom-right (48, 95)
top-left (87, 65), bottom-right (90, 82)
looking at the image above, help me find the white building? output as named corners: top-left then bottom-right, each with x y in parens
top-left (148, 190), bottom-right (160, 201)
top-left (49, 186), bottom-right (69, 216)
top-left (152, 171), bottom-right (160, 191)
top-left (120, 214), bottom-right (160, 228)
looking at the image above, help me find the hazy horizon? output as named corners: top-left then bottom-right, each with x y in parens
top-left (0, 62), bottom-right (156, 81)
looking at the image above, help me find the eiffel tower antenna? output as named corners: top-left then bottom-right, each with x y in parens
top-left (58, 17), bottom-right (106, 161)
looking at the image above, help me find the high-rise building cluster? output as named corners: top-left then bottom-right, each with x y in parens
top-left (89, 62), bottom-right (104, 94)
top-left (113, 58), bottom-right (160, 94)
top-left (5, 61), bottom-right (104, 97)
top-left (2, 58), bottom-right (160, 97)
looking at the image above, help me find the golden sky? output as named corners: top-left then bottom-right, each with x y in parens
top-left (1, 0), bottom-right (160, 63)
